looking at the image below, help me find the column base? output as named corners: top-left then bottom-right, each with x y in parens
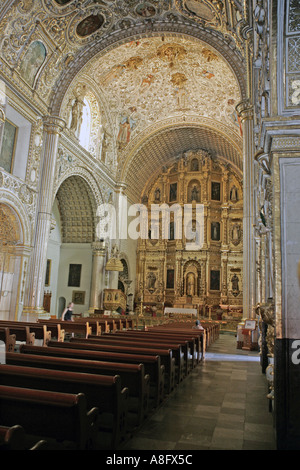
top-left (21, 307), bottom-right (51, 322)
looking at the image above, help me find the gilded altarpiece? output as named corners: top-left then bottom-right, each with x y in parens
top-left (136, 150), bottom-right (243, 315)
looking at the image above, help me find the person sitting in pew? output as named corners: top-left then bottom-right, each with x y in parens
top-left (193, 319), bottom-right (204, 331)
top-left (62, 302), bottom-right (74, 322)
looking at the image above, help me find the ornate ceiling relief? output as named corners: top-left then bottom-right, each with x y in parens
top-left (175, 0), bottom-right (244, 48)
top-left (70, 35), bottom-right (241, 184)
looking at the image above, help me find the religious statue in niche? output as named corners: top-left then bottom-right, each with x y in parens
top-left (117, 107), bottom-right (138, 148)
top-left (231, 273), bottom-right (240, 296)
top-left (154, 187), bottom-right (161, 202)
top-left (230, 186), bottom-right (238, 202)
top-left (169, 183), bottom-right (177, 202)
top-left (211, 222), bottom-right (220, 241)
top-left (147, 271), bottom-right (156, 290)
top-left (69, 85), bottom-right (86, 138)
top-left (186, 220), bottom-right (200, 245)
top-left (230, 223), bottom-right (241, 246)
top-left (191, 158), bottom-right (199, 171)
top-left (186, 272), bottom-right (196, 296)
top-left (190, 184), bottom-right (200, 202)
top-left (211, 182), bottom-right (221, 201)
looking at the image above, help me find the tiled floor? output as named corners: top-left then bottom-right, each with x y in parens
top-left (121, 333), bottom-right (276, 451)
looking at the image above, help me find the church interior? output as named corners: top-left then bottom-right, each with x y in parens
top-left (0, 0), bottom-right (299, 451)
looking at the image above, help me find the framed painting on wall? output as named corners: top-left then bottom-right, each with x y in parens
top-left (169, 182), bottom-right (177, 202)
top-left (0, 119), bottom-right (18, 174)
top-left (166, 269), bottom-right (175, 289)
top-left (210, 269), bottom-right (220, 291)
top-left (68, 264), bottom-right (82, 287)
top-left (72, 290), bottom-right (85, 305)
top-left (211, 182), bottom-right (221, 201)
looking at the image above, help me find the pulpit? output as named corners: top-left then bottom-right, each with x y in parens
top-left (103, 289), bottom-right (126, 313)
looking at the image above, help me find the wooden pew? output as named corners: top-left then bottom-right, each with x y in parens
top-left (37, 319), bottom-right (92, 339)
top-left (124, 328), bottom-right (202, 363)
top-left (149, 326), bottom-right (206, 360)
top-left (6, 352), bottom-right (149, 428)
top-left (103, 331), bottom-right (196, 373)
top-left (17, 344), bottom-right (165, 409)
top-left (0, 320), bottom-right (59, 345)
top-left (48, 339), bottom-right (176, 395)
top-left (38, 318), bottom-right (103, 336)
top-left (0, 364), bottom-right (128, 449)
top-left (0, 328), bottom-right (16, 353)
top-left (0, 322), bottom-right (35, 346)
top-left (0, 425), bottom-right (47, 450)
top-left (75, 335), bottom-right (187, 383)
top-left (0, 384), bottom-right (98, 450)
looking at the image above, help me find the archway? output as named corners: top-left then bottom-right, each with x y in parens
top-left (46, 174), bottom-right (99, 317)
top-left (0, 203), bottom-right (24, 320)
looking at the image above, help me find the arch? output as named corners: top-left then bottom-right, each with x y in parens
top-left (121, 119), bottom-right (243, 202)
top-left (54, 174), bottom-right (98, 244)
top-left (0, 186), bottom-right (31, 247)
top-left (48, 26), bottom-right (247, 117)
top-left (0, 202), bottom-right (27, 320)
top-left (54, 166), bottom-right (104, 210)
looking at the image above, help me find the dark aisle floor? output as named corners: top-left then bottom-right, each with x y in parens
top-left (121, 333), bottom-right (276, 451)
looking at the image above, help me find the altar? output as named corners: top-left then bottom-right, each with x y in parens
top-left (164, 307), bottom-right (198, 319)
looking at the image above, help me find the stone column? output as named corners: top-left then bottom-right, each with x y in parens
top-left (89, 241), bottom-right (106, 312)
top-left (23, 116), bottom-right (65, 320)
top-left (0, 104), bottom-right (6, 153)
top-left (236, 100), bottom-right (256, 319)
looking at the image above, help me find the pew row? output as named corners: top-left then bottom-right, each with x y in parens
top-left (0, 425), bottom-right (47, 450)
top-left (37, 319), bottom-right (94, 338)
top-left (47, 339), bottom-right (176, 395)
top-left (6, 352), bottom-right (149, 428)
top-left (0, 328), bottom-right (16, 353)
top-left (0, 320), bottom-right (63, 345)
top-left (0, 385), bottom-right (98, 450)
top-left (17, 344), bottom-right (165, 409)
top-left (70, 335), bottom-right (187, 384)
top-left (0, 364), bottom-right (128, 449)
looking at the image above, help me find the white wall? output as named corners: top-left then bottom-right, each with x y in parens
top-left (56, 243), bottom-right (93, 316)
top-left (45, 201), bottom-right (93, 317)
top-left (280, 157), bottom-right (300, 338)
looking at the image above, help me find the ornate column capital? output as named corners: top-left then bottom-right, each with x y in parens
top-left (115, 181), bottom-right (127, 193)
top-left (92, 240), bottom-right (106, 254)
top-left (42, 115), bottom-right (66, 135)
top-left (235, 100), bottom-right (254, 122)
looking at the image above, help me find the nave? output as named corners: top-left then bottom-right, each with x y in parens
top-left (121, 333), bottom-right (276, 451)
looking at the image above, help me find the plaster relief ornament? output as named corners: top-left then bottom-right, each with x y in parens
top-left (157, 43), bottom-right (187, 68)
top-left (18, 40), bottom-right (47, 88)
top-left (291, 80), bottom-right (300, 106)
top-left (136, 2), bottom-right (157, 17)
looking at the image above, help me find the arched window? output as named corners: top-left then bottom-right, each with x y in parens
top-left (79, 98), bottom-right (91, 150)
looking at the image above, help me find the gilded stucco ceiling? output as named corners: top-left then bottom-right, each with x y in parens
top-left (64, 35), bottom-right (243, 200)
top-left (0, 0), bottom-right (245, 202)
